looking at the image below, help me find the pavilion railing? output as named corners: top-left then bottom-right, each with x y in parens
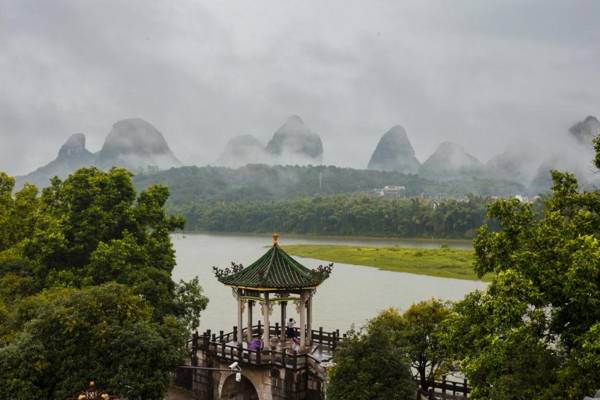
top-left (416, 376), bottom-right (470, 400)
top-left (186, 322), bottom-right (343, 372)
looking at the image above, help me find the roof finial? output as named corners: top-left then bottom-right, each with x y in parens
top-left (272, 233), bottom-right (280, 245)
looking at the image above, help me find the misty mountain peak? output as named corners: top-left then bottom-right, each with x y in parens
top-left (569, 115), bottom-right (600, 146)
top-left (58, 133), bottom-right (91, 159)
top-left (101, 118), bottom-right (172, 155)
top-left (419, 141), bottom-right (483, 181)
top-left (485, 144), bottom-right (541, 185)
top-left (266, 115), bottom-right (323, 162)
top-left (367, 125), bottom-right (420, 174)
top-left (285, 115), bottom-right (304, 125)
top-left (215, 134), bottom-right (267, 168)
top-left (18, 133), bottom-right (95, 188)
top-left (96, 118), bottom-right (180, 170)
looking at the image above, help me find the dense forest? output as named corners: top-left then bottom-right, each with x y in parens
top-left (0, 168), bottom-right (208, 399)
top-left (174, 194), bottom-right (494, 239)
top-left (133, 164), bottom-right (527, 203)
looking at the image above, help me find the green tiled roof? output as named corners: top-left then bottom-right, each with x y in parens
top-left (218, 243), bottom-right (329, 290)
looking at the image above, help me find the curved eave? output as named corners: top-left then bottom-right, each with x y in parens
top-left (223, 284), bottom-right (321, 292)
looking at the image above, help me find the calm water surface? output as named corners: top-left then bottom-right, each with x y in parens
top-left (172, 233), bottom-right (486, 333)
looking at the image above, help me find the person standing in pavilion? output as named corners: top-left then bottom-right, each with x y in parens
top-left (287, 317), bottom-right (296, 339)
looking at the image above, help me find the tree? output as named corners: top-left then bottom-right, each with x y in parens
top-left (327, 315), bottom-right (416, 400)
top-left (400, 299), bottom-right (451, 390)
top-left (0, 283), bottom-right (185, 400)
top-left (444, 271), bottom-right (558, 399)
top-left (446, 159), bottom-right (600, 398)
top-left (0, 168), bottom-right (208, 399)
top-left (328, 303), bottom-right (453, 399)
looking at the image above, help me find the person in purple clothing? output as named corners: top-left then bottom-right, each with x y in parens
top-left (248, 338), bottom-right (263, 351)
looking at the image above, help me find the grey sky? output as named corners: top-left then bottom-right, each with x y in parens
top-left (1, 0), bottom-right (599, 175)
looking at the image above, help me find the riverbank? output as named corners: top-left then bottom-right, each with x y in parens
top-left (178, 231), bottom-right (473, 249)
top-left (283, 244), bottom-right (492, 282)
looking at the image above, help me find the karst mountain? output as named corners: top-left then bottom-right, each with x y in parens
top-left (419, 141), bottom-right (484, 181)
top-left (216, 115), bottom-right (324, 167)
top-left (367, 125), bottom-right (420, 174)
top-left (18, 118), bottom-right (180, 188)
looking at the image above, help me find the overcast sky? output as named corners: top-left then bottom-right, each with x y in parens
top-left (1, 0), bottom-right (599, 175)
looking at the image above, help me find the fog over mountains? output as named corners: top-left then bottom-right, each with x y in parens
top-left (367, 115), bottom-right (600, 190)
top-left (215, 116), bottom-right (323, 168)
top-left (18, 118), bottom-right (180, 187)
top-left (17, 114), bottom-right (600, 194)
top-left (2, 2), bottom-right (600, 178)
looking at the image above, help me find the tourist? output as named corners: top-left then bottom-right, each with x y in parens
top-left (291, 336), bottom-right (300, 352)
top-left (248, 337), bottom-right (263, 351)
top-left (286, 317), bottom-right (296, 338)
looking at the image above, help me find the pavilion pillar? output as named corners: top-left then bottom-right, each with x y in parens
top-left (247, 300), bottom-right (254, 342)
top-left (262, 293), bottom-right (271, 350)
top-left (296, 294), bottom-right (308, 351)
top-left (307, 293), bottom-right (313, 346)
top-left (280, 301), bottom-right (287, 342)
top-left (236, 290), bottom-right (244, 346)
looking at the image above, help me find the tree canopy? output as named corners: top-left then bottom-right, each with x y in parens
top-left (178, 194), bottom-right (492, 239)
top-left (0, 167), bottom-right (208, 399)
top-left (446, 165), bottom-right (600, 398)
top-left (327, 311), bottom-right (416, 400)
top-left (328, 302), bottom-right (451, 400)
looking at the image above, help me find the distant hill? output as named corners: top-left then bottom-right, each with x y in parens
top-left (367, 125), bottom-right (420, 174)
top-left (419, 142), bottom-right (484, 181)
top-left (15, 114), bottom-right (600, 195)
top-left (133, 164), bottom-right (526, 206)
top-left (265, 115), bottom-right (323, 164)
top-left (569, 115), bottom-right (600, 147)
top-left (95, 118), bottom-right (180, 171)
top-left (17, 133), bottom-right (95, 188)
top-left (214, 115), bottom-right (324, 168)
top-left (215, 135), bottom-right (267, 168)
top-left (485, 145), bottom-right (542, 185)
top-left (527, 115), bottom-right (600, 193)
top-left (17, 118), bottom-right (180, 188)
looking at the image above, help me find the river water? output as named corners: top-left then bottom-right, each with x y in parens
top-left (172, 233), bottom-right (486, 333)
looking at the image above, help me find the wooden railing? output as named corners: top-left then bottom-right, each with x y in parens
top-left (417, 376), bottom-right (470, 400)
top-left (187, 322), bottom-right (343, 372)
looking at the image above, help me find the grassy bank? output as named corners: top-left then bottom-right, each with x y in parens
top-left (284, 245), bottom-right (492, 282)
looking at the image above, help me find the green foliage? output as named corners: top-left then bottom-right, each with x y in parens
top-left (0, 172), bottom-right (39, 252)
top-left (0, 283), bottom-right (185, 400)
top-left (401, 300), bottom-right (452, 390)
top-left (558, 322), bottom-right (600, 397)
top-left (179, 194), bottom-right (493, 239)
top-left (134, 164), bottom-right (526, 204)
top-left (447, 166), bottom-right (600, 399)
top-left (328, 303), bottom-right (452, 399)
top-left (327, 319), bottom-right (416, 400)
top-left (174, 277), bottom-right (210, 331)
top-left (0, 168), bottom-right (208, 399)
top-left (284, 245), bottom-right (489, 281)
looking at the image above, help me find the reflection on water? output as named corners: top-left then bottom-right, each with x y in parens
top-left (172, 233), bottom-right (485, 333)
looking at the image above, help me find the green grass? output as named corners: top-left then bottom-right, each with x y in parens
top-left (283, 245), bottom-right (493, 282)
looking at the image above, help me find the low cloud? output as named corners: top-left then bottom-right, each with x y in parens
top-left (1, 0), bottom-right (599, 175)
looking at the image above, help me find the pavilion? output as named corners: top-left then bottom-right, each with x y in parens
top-left (214, 233), bottom-right (333, 353)
top-left (177, 234), bottom-right (338, 399)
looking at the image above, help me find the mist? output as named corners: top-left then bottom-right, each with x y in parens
top-left (1, 0), bottom-right (600, 176)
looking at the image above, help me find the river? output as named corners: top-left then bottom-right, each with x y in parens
top-left (172, 233), bottom-right (486, 333)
